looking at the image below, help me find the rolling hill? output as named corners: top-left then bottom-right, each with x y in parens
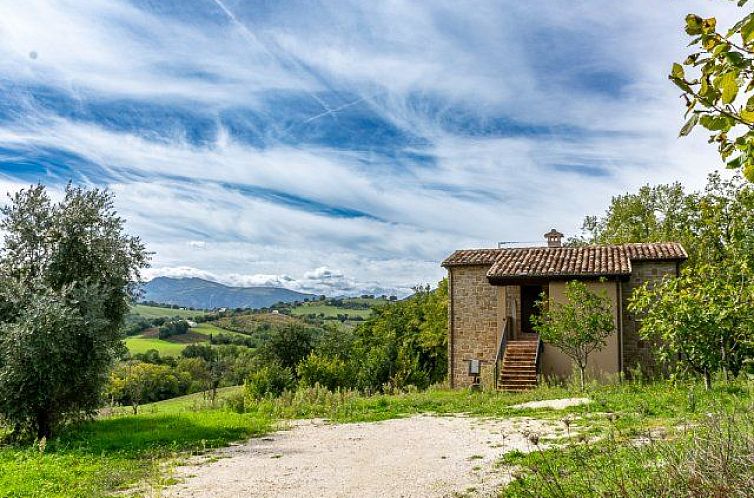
top-left (141, 277), bottom-right (315, 310)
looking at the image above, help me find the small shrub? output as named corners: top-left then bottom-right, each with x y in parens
top-left (297, 353), bottom-right (355, 391)
top-left (245, 364), bottom-right (295, 400)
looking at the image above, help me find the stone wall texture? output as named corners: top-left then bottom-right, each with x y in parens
top-left (448, 265), bottom-right (499, 388)
top-left (620, 260), bottom-right (679, 377)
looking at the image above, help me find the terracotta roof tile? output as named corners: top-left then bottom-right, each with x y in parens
top-left (442, 248), bottom-right (505, 266)
top-left (442, 242), bottom-right (687, 280)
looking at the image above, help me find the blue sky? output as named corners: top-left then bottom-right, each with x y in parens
top-left (0, 0), bottom-right (742, 295)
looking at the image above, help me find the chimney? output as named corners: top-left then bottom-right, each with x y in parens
top-left (545, 228), bottom-right (564, 248)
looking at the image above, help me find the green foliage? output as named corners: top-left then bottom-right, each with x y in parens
top-left (0, 184), bottom-right (148, 438)
top-left (578, 172), bottom-right (754, 269)
top-left (245, 364), bottom-right (296, 399)
top-left (350, 279), bottom-right (448, 391)
top-left (259, 323), bottom-right (318, 372)
top-left (297, 353), bottom-right (356, 391)
top-left (157, 319), bottom-right (190, 339)
top-left (629, 262), bottom-right (754, 388)
top-left (575, 182), bottom-right (696, 247)
top-left (671, 3), bottom-right (754, 180)
top-left (532, 281), bottom-right (615, 390)
top-left (106, 361), bottom-right (184, 413)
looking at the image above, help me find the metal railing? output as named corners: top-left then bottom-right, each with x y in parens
top-left (534, 336), bottom-right (544, 386)
top-left (494, 316), bottom-right (512, 390)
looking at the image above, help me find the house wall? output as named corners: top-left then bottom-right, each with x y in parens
top-left (620, 261), bottom-right (678, 377)
top-left (540, 280), bottom-right (620, 380)
top-left (448, 265), bottom-right (500, 388)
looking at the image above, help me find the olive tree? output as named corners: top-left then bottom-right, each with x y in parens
top-left (531, 281), bottom-right (615, 390)
top-left (0, 184), bottom-right (148, 438)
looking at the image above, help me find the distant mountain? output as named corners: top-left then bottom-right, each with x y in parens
top-left (140, 277), bottom-right (315, 310)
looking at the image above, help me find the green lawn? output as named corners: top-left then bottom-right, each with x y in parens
top-left (123, 335), bottom-right (197, 356)
top-left (131, 304), bottom-right (206, 320)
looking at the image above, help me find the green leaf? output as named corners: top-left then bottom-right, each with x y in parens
top-left (744, 162), bottom-right (754, 182)
top-left (679, 113), bottom-right (700, 137)
top-left (700, 115), bottom-right (733, 132)
top-left (670, 75), bottom-right (692, 94)
top-left (719, 71), bottom-right (739, 104)
top-left (728, 155), bottom-right (743, 170)
top-left (685, 14), bottom-right (703, 36)
top-left (741, 15), bottom-right (754, 44)
top-left (741, 108), bottom-right (754, 123)
top-left (671, 63), bottom-right (685, 79)
top-left (725, 51), bottom-right (744, 67)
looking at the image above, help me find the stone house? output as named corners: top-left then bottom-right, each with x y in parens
top-left (442, 230), bottom-right (687, 391)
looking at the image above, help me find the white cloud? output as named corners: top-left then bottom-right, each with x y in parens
top-left (0, 0), bottom-right (744, 294)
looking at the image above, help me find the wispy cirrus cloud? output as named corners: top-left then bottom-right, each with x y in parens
top-left (0, 0), bottom-right (741, 295)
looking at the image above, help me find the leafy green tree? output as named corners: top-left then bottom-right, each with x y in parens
top-left (671, 2), bottom-right (754, 180)
top-left (245, 364), bottom-right (295, 399)
top-left (0, 185), bottom-right (148, 438)
top-left (260, 323), bottom-right (318, 372)
top-left (531, 281), bottom-right (615, 390)
top-left (573, 183), bottom-right (697, 247)
top-left (157, 319), bottom-right (190, 339)
top-left (578, 172), bottom-right (754, 269)
top-left (106, 361), bottom-right (182, 413)
top-left (629, 262), bottom-right (754, 389)
top-left (297, 353), bottom-right (355, 391)
top-left (351, 279), bottom-right (448, 391)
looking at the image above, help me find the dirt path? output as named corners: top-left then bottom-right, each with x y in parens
top-left (165, 414), bottom-right (564, 498)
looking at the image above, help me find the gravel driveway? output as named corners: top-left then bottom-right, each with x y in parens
top-left (165, 414), bottom-right (564, 498)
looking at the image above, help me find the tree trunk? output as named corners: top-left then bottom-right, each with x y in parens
top-left (579, 366), bottom-right (586, 391)
top-left (35, 411), bottom-right (52, 439)
top-left (132, 402), bottom-right (139, 415)
top-left (704, 369), bottom-right (712, 391)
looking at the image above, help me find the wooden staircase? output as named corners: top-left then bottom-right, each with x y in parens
top-left (498, 340), bottom-right (540, 392)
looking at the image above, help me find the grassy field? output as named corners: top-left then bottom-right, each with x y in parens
top-left (123, 334), bottom-right (202, 356)
top-left (290, 302), bottom-right (373, 318)
top-left (2, 380), bottom-right (751, 497)
top-left (131, 304), bottom-right (206, 320)
top-left (123, 323), bottom-right (248, 357)
top-left (191, 322), bottom-right (249, 339)
top-left (289, 297), bottom-right (387, 319)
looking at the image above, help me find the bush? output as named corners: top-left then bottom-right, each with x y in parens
top-left (158, 320), bottom-right (190, 339)
top-left (106, 361), bottom-right (184, 413)
top-left (297, 353), bottom-right (355, 391)
top-left (259, 323), bottom-right (318, 372)
top-left (245, 364), bottom-right (295, 400)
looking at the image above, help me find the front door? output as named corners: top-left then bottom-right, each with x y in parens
top-left (520, 284), bottom-right (546, 338)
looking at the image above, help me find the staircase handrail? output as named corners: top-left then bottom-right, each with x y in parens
top-left (494, 316), bottom-right (512, 390)
top-left (534, 336), bottom-right (544, 384)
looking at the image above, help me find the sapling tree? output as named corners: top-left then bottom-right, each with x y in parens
top-left (0, 184), bottom-right (148, 438)
top-left (531, 281), bottom-right (615, 390)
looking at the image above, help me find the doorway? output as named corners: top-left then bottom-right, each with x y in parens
top-left (520, 284), bottom-right (546, 338)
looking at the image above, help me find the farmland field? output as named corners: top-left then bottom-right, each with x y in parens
top-left (131, 304), bottom-right (206, 320)
top-left (123, 334), bottom-right (197, 356)
top-left (290, 302), bottom-right (373, 318)
top-left (192, 322), bottom-right (250, 339)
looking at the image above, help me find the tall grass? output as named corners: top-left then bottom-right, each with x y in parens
top-left (502, 402), bottom-right (754, 497)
